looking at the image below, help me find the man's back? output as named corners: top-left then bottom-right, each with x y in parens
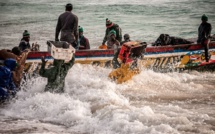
top-left (55, 10), bottom-right (78, 46)
top-left (57, 12), bottom-right (78, 32)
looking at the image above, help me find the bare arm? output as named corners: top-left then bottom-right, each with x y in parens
top-left (17, 49), bottom-right (30, 66)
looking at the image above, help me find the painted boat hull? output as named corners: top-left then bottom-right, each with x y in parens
top-left (2, 41), bottom-right (215, 73)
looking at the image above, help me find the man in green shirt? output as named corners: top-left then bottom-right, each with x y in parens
top-left (39, 56), bottom-right (75, 93)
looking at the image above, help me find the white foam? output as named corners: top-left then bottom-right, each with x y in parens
top-left (1, 64), bottom-right (215, 133)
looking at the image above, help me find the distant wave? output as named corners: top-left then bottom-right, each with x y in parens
top-left (0, 19), bottom-right (56, 26)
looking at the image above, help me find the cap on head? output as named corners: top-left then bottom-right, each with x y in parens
top-left (23, 30), bottom-right (30, 37)
top-left (201, 14), bottom-right (208, 21)
top-left (4, 58), bottom-right (17, 71)
top-left (109, 29), bottom-right (116, 36)
top-left (106, 18), bottom-right (114, 28)
top-left (79, 26), bottom-right (84, 32)
top-left (124, 34), bottom-right (130, 40)
top-left (65, 3), bottom-right (73, 11)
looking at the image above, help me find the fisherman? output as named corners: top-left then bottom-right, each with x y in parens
top-left (0, 47), bottom-right (30, 87)
top-left (120, 34), bottom-right (131, 45)
top-left (55, 3), bottom-right (79, 49)
top-left (152, 34), bottom-right (193, 46)
top-left (100, 18), bottom-right (122, 48)
top-left (107, 30), bottom-right (121, 68)
top-left (197, 14), bottom-right (212, 62)
top-left (107, 30), bottom-right (120, 49)
top-left (78, 26), bottom-right (90, 50)
top-left (19, 30), bottom-right (31, 51)
top-left (0, 59), bottom-right (18, 102)
top-left (39, 56), bottom-right (75, 93)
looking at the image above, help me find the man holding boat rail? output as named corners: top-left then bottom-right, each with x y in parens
top-left (197, 14), bottom-right (212, 62)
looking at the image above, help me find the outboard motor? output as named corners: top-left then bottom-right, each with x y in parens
top-left (109, 41), bottom-right (147, 84)
top-left (118, 41), bottom-right (147, 65)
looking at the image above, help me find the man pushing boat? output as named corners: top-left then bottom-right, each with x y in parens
top-left (0, 47), bottom-right (30, 87)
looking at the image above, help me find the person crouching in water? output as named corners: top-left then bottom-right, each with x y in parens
top-left (0, 59), bottom-right (18, 102)
top-left (39, 56), bottom-right (75, 93)
top-left (197, 14), bottom-right (212, 62)
top-left (78, 26), bottom-right (90, 50)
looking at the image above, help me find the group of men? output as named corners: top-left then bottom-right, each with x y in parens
top-left (55, 3), bottom-right (131, 51)
top-left (0, 30), bottom-right (32, 102)
top-left (0, 2), bottom-right (213, 101)
top-left (40, 3), bottom-right (131, 93)
top-left (100, 15), bottom-right (212, 63)
top-left (52, 2), bottom-right (212, 92)
top-left (60, 5), bottom-right (211, 63)
top-left (55, 3), bottom-right (90, 50)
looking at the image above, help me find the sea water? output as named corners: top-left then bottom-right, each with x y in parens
top-left (0, 0), bottom-right (215, 134)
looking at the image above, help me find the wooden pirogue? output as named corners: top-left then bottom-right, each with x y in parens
top-left (23, 40), bottom-right (215, 74)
